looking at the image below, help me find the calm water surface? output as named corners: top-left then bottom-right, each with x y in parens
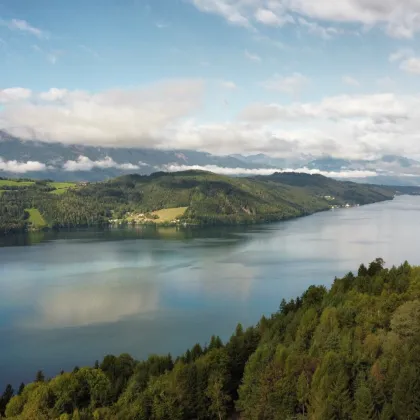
top-left (1, 195), bottom-right (420, 386)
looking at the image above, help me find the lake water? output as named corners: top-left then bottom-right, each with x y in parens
top-left (1, 195), bottom-right (420, 387)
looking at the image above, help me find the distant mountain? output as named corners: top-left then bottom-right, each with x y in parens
top-left (380, 155), bottom-right (419, 168)
top-left (305, 155), bottom-right (420, 186)
top-left (230, 153), bottom-right (313, 169)
top-left (306, 157), bottom-right (353, 171)
top-left (2, 131), bottom-right (420, 185)
top-left (0, 131), bottom-right (270, 181)
top-left (306, 155), bottom-right (420, 173)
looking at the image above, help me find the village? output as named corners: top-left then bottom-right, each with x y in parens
top-left (323, 195), bottom-right (360, 210)
top-left (109, 207), bottom-right (188, 226)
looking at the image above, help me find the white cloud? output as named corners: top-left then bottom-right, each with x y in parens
top-left (389, 48), bottom-right (414, 62)
top-left (63, 156), bottom-right (141, 171)
top-left (0, 80), bottom-right (204, 147)
top-left (255, 8), bottom-right (292, 26)
top-left (261, 73), bottom-right (309, 95)
top-left (7, 19), bottom-right (45, 38)
top-left (253, 34), bottom-right (287, 50)
top-left (155, 21), bottom-right (170, 29)
top-left (161, 163), bottom-right (377, 178)
top-left (244, 50), bottom-right (261, 62)
top-left (3, 82), bottom-right (420, 162)
top-left (342, 76), bottom-right (360, 87)
top-left (220, 80), bottom-right (237, 89)
top-left (400, 57), bottom-right (420, 74)
top-left (0, 87), bottom-right (32, 103)
top-left (236, 93), bottom-right (420, 159)
top-left (190, 0), bottom-right (251, 27)
top-left (298, 17), bottom-right (342, 39)
top-left (240, 93), bottom-right (410, 121)
top-left (162, 163), bottom-right (279, 175)
top-left (189, 0), bottom-right (420, 38)
top-left (39, 88), bottom-right (68, 101)
top-left (388, 48), bottom-right (420, 74)
top-left (0, 157), bottom-right (47, 173)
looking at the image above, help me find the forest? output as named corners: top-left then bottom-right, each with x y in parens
top-left (0, 171), bottom-right (398, 235)
top-left (2, 258), bottom-right (420, 419)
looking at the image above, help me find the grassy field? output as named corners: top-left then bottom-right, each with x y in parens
top-left (0, 180), bottom-right (75, 194)
top-left (25, 208), bottom-right (47, 228)
top-left (48, 182), bottom-right (75, 194)
top-left (49, 182), bottom-right (75, 189)
top-left (0, 180), bottom-right (34, 187)
top-left (151, 207), bottom-right (188, 223)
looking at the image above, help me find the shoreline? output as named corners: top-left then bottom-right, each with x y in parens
top-left (1, 195), bottom-right (395, 237)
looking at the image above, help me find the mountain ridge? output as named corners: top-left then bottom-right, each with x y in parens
top-left (2, 131), bottom-right (420, 185)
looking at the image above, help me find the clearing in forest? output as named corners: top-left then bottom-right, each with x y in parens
top-left (48, 182), bottom-right (75, 194)
top-left (151, 207), bottom-right (188, 223)
top-left (25, 208), bottom-right (47, 228)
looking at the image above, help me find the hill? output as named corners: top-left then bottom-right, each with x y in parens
top-left (259, 172), bottom-right (396, 205)
top-left (3, 259), bottom-right (420, 419)
top-left (0, 171), bottom-right (397, 234)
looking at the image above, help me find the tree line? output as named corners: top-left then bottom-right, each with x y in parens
top-left (0, 171), bottom-right (397, 235)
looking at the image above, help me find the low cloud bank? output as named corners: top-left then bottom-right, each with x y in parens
top-left (63, 156), bottom-right (141, 171)
top-left (161, 164), bottom-right (378, 178)
top-left (0, 157), bottom-right (393, 179)
top-left (0, 157), bottom-right (47, 173)
top-left (2, 85), bottom-right (420, 159)
top-left (0, 155), bottom-right (144, 173)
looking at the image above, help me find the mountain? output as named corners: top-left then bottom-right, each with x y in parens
top-left (0, 170), bottom-right (396, 234)
top-left (2, 131), bottom-right (420, 185)
top-left (230, 153), bottom-right (313, 169)
top-left (306, 157), bottom-right (353, 171)
top-left (0, 131), bottom-right (270, 181)
top-left (306, 155), bottom-right (420, 186)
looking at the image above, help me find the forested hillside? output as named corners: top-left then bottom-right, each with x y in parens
top-left (2, 259), bottom-right (420, 419)
top-left (0, 171), bottom-right (396, 234)
top-left (260, 172), bottom-right (396, 206)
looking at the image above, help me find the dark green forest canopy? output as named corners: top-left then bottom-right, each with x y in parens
top-left (3, 259), bottom-right (420, 419)
top-left (0, 171), bottom-right (401, 234)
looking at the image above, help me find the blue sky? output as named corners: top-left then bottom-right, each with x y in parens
top-left (1, 0), bottom-right (420, 161)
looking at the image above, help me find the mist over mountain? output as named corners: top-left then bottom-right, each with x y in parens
top-left (2, 130), bottom-right (420, 185)
top-left (0, 131), bottom-right (271, 181)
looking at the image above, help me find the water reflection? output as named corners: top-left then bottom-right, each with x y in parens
top-left (2, 196), bottom-right (420, 387)
top-left (175, 262), bottom-right (256, 301)
top-left (22, 269), bottom-right (160, 328)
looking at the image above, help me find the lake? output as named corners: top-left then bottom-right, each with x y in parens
top-left (1, 195), bottom-right (420, 387)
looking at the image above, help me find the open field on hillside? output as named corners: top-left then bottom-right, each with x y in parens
top-left (151, 207), bottom-right (188, 223)
top-left (0, 180), bottom-right (34, 187)
top-left (48, 182), bottom-right (76, 194)
top-left (25, 208), bottom-right (47, 228)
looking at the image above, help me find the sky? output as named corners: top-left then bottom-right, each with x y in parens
top-left (1, 0), bottom-right (420, 160)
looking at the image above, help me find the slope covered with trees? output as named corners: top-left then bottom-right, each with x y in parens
top-left (0, 171), bottom-right (397, 235)
top-left (3, 259), bottom-right (420, 419)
